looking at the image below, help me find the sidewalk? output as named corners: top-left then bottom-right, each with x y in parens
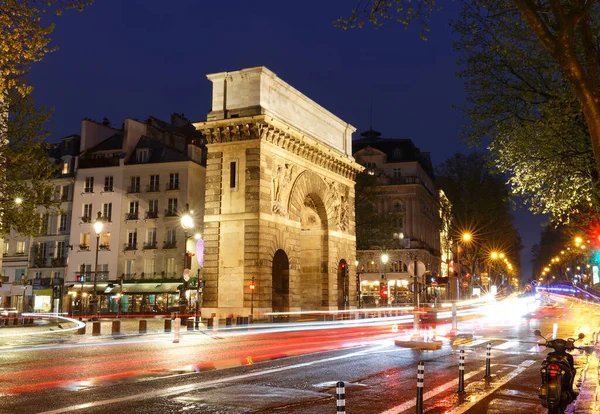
top-left (573, 333), bottom-right (600, 413)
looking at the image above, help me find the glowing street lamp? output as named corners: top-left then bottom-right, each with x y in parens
top-left (180, 205), bottom-right (194, 320)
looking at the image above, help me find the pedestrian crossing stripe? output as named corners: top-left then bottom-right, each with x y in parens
top-left (494, 341), bottom-right (519, 350)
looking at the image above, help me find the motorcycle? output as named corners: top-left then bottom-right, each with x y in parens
top-left (535, 329), bottom-right (585, 414)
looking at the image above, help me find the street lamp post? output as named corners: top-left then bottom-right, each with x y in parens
top-left (355, 260), bottom-right (361, 308)
top-left (249, 276), bottom-right (256, 321)
top-left (91, 212), bottom-right (103, 320)
top-left (180, 206), bottom-right (194, 321)
top-left (195, 268), bottom-right (202, 330)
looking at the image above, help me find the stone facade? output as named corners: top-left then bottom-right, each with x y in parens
top-left (194, 67), bottom-right (363, 318)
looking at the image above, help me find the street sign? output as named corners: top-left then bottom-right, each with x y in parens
top-left (431, 281), bottom-right (438, 287)
top-left (462, 281), bottom-right (468, 287)
top-left (183, 268), bottom-right (191, 281)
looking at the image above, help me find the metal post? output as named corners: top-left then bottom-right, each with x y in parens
top-left (195, 268), bottom-right (201, 329)
top-left (91, 232), bottom-right (99, 319)
top-left (250, 275), bottom-right (255, 319)
top-left (485, 342), bottom-right (491, 377)
top-left (179, 230), bottom-right (188, 319)
top-left (336, 381), bottom-right (345, 414)
top-left (458, 349), bottom-right (465, 393)
top-left (451, 302), bottom-right (457, 333)
top-left (416, 361), bottom-right (424, 414)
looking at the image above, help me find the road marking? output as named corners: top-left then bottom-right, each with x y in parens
top-left (39, 343), bottom-right (391, 413)
top-left (446, 360), bottom-right (537, 414)
top-left (465, 339), bottom-right (489, 347)
top-left (494, 341), bottom-right (519, 350)
top-left (527, 345), bottom-right (540, 353)
top-left (379, 367), bottom-right (487, 414)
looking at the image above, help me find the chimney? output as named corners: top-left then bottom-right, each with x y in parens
top-left (102, 118), bottom-right (110, 127)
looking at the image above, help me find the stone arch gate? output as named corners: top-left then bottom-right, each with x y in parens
top-left (194, 67), bottom-right (363, 319)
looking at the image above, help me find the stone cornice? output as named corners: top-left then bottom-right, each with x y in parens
top-left (194, 115), bottom-right (364, 180)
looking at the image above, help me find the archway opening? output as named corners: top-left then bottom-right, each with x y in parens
top-left (337, 259), bottom-right (348, 310)
top-left (299, 194), bottom-right (328, 310)
top-left (272, 249), bottom-right (290, 316)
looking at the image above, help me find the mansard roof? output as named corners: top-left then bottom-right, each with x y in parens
top-left (126, 136), bottom-right (190, 164)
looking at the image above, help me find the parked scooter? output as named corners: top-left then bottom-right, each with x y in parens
top-left (535, 329), bottom-right (585, 414)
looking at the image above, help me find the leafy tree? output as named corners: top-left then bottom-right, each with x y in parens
top-left (435, 152), bottom-right (523, 283)
top-left (354, 170), bottom-right (402, 250)
top-left (338, 1), bottom-right (600, 220)
top-left (0, 1), bottom-right (91, 235)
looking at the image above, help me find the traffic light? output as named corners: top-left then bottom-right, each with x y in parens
top-left (185, 252), bottom-right (194, 269)
top-left (76, 274), bottom-right (85, 283)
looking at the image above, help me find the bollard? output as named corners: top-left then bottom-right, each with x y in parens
top-left (111, 320), bottom-right (121, 336)
top-left (207, 317), bottom-right (214, 329)
top-left (336, 381), bottom-right (345, 414)
top-left (139, 319), bottom-right (147, 334)
top-left (458, 349), bottom-right (465, 393)
top-left (485, 342), bottom-right (491, 377)
top-left (187, 318), bottom-right (194, 331)
top-left (416, 361), bottom-right (425, 414)
top-left (164, 318), bottom-right (172, 333)
top-left (92, 321), bottom-right (101, 336)
top-left (173, 317), bottom-right (181, 343)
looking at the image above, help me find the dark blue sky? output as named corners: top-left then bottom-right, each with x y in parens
top-left (29, 0), bottom-right (545, 278)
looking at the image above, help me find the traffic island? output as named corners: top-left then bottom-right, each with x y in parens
top-left (394, 339), bottom-right (443, 350)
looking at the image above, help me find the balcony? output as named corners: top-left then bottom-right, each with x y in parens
top-left (103, 186), bottom-right (113, 192)
top-left (145, 211), bottom-right (159, 219)
top-left (60, 194), bottom-right (70, 202)
top-left (127, 185), bottom-right (141, 194)
top-left (124, 243), bottom-right (137, 251)
top-left (78, 156), bottom-right (120, 169)
top-left (163, 241), bottom-right (177, 249)
top-left (164, 209), bottom-right (177, 218)
top-left (165, 183), bottom-right (179, 191)
top-left (146, 184), bottom-right (160, 193)
top-left (99, 244), bottom-right (110, 251)
top-left (143, 241), bottom-right (157, 250)
top-left (51, 257), bottom-right (67, 267)
top-left (78, 244), bottom-right (90, 251)
top-left (125, 212), bottom-right (139, 221)
top-left (81, 216), bottom-right (92, 223)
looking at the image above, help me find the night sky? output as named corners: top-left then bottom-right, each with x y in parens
top-left (28, 0), bottom-right (546, 279)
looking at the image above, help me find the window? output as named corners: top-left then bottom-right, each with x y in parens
top-left (103, 203), bottom-right (112, 222)
top-left (104, 176), bottom-right (114, 192)
top-left (129, 176), bottom-right (140, 193)
top-left (167, 198), bottom-right (177, 215)
top-left (125, 260), bottom-right (135, 277)
top-left (61, 185), bottom-right (70, 201)
top-left (147, 228), bottom-right (157, 244)
top-left (83, 204), bottom-right (92, 222)
top-left (80, 233), bottom-right (91, 250)
top-left (62, 162), bottom-right (69, 175)
top-left (144, 258), bottom-right (155, 276)
top-left (127, 230), bottom-right (137, 248)
top-left (100, 233), bottom-right (110, 249)
top-left (40, 213), bottom-right (49, 234)
top-left (15, 268), bottom-right (26, 282)
top-left (149, 175), bottom-right (160, 192)
top-left (38, 242), bottom-right (48, 259)
top-left (53, 271), bottom-right (61, 279)
top-left (3, 242), bottom-right (8, 255)
top-left (148, 199), bottom-right (158, 214)
top-left (167, 229), bottom-right (176, 244)
top-left (392, 201), bottom-right (404, 213)
top-left (59, 214), bottom-right (68, 232)
top-left (84, 177), bottom-right (94, 193)
top-left (16, 241), bottom-right (25, 254)
top-left (35, 271), bottom-right (42, 280)
top-left (57, 241), bottom-right (66, 258)
top-left (393, 168), bottom-right (402, 178)
top-left (230, 161), bottom-right (237, 188)
top-left (165, 257), bottom-right (175, 275)
top-left (169, 173), bottom-right (179, 190)
top-left (136, 148), bottom-right (149, 163)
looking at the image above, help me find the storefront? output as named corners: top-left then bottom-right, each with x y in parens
top-left (67, 282), bottom-right (184, 316)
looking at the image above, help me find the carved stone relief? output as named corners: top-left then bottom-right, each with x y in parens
top-left (325, 178), bottom-right (350, 232)
top-left (272, 162), bottom-right (295, 217)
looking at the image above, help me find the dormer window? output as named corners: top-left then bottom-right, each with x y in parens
top-left (136, 148), bottom-right (149, 163)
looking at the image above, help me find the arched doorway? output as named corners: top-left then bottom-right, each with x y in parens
top-left (272, 249), bottom-right (290, 314)
top-left (299, 194), bottom-right (328, 310)
top-left (337, 259), bottom-right (348, 310)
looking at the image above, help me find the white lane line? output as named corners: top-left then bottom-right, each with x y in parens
top-left (379, 367), bottom-right (487, 414)
top-left (494, 341), bottom-right (519, 350)
top-left (446, 360), bottom-right (536, 414)
top-left (527, 345), bottom-right (540, 353)
top-left (40, 343), bottom-right (391, 413)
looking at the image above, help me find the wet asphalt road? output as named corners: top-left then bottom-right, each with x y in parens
top-left (0, 296), bottom-right (598, 414)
